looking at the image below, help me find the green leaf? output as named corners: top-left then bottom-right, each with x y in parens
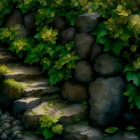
top-left (43, 128), bottom-right (54, 139)
top-left (126, 125), bottom-right (136, 131)
top-left (105, 127), bottom-right (119, 134)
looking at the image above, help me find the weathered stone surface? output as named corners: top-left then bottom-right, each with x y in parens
top-left (21, 134), bottom-right (45, 140)
top-left (18, 25), bottom-right (29, 38)
top-left (5, 9), bottom-right (23, 26)
top-left (53, 16), bottom-right (66, 31)
top-left (74, 61), bottom-right (93, 83)
top-left (75, 12), bottom-right (101, 33)
top-left (90, 43), bottom-right (102, 61)
top-left (21, 78), bottom-right (60, 97)
top-left (61, 27), bottom-right (75, 44)
top-left (106, 132), bottom-right (140, 140)
top-left (24, 13), bottom-right (35, 30)
top-left (75, 33), bottom-right (95, 59)
top-left (3, 63), bottom-right (42, 81)
top-left (22, 99), bottom-right (88, 129)
top-left (94, 53), bottom-right (124, 76)
top-left (5, 9), bottom-right (28, 38)
top-left (13, 97), bottom-right (41, 115)
top-left (89, 76), bottom-right (125, 126)
top-left (61, 80), bottom-right (87, 102)
top-left (0, 51), bottom-right (16, 64)
top-left (63, 124), bottom-right (103, 140)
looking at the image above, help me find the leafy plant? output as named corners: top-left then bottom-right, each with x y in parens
top-left (36, 105), bottom-right (63, 139)
top-left (105, 127), bottom-right (119, 134)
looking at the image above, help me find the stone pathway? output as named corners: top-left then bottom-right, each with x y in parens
top-left (0, 46), bottom-right (140, 140)
top-left (0, 46), bottom-right (88, 139)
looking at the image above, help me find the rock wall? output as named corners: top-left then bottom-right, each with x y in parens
top-left (60, 12), bottom-right (126, 127)
top-left (1, 9), bottom-right (140, 140)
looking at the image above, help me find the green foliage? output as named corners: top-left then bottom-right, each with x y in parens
top-left (93, 0), bottom-right (140, 109)
top-left (36, 105), bottom-right (63, 139)
top-left (0, 0), bottom-right (91, 85)
top-left (105, 127), bottom-right (119, 134)
top-left (0, 65), bottom-right (8, 75)
top-left (126, 125), bottom-right (136, 131)
top-left (3, 79), bottom-right (25, 99)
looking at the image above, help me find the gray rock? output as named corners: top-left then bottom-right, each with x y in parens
top-left (12, 130), bottom-right (22, 138)
top-left (24, 13), bottom-right (35, 30)
top-left (22, 100), bottom-right (87, 129)
top-left (61, 80), bottom-right (87, 102)
top-left (74, 61), bottom-right (93, 83)
top-left (106, 132), bottom-right (139, 140)
top-left (21, 134), bottom-right (44, 140)
top-left (0, 114), bottom-right (8, 121)
top-left (5, 9), bottom-right (23, 26)
top-left (13, 97), bottom-right (41, 115)
top-left (75, 33), bottom-right (95, 59)
top-left (1, 133), bottom-right (7, 140)
top-left (63, 124), bottom-right (103, 140)
top-left (1, 123), bottom-right (11, 130)
top-left (5, 129), bottom-right (10, 135)
top-left (18, 25), bottom-right (29, 38)
top-left (0, 129), bottom-right (2, 134)
top-left (75, 12), bottom-right (101, 33)
top-left (61, 27), bottom-right (75, 44)
top-left (16, 133), bottom-right (23, 139)
top-left (53, 16), bottom-right (66, 31)
top-left (12, 120), bottom-right (22, 126)
top-left (94, 53), bottom-right (124, 76)
top-left (11, 126), bottom-right (23, 132)
top-left (90, 43), bottom-right (102, 61)
top-left (89, 76), bottom-right (125, 126)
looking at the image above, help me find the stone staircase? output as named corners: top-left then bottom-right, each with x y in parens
top-left (0, 46), bottom-right (93, 139)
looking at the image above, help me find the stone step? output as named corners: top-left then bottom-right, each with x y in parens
top-left (2, 63), bottom-right (42, 81)
top-left (22, 99), bottom-right (88, 129)
top-left (0, 51), bottom-right (16, 64)
top-left (1, 77), bottom-right (60, 107)
top-left (63, 124), bottom-right (103, 140)
top-left (19, 78), bottom-right (60, 97)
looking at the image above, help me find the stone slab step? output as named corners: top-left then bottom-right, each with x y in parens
top-left (3, 63), bottom-right (42, 81)
top-left (63, 124), bottom-right (103, 140)
top-left (20, 78), bottom-right (60, 97)
top-left (0, 51), bottom-right (16, 64)
top-left (22, 99), bottom-right (88, 129)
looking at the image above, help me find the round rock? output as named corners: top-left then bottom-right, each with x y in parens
top-left (53, 16), bottom-right (66, 31)
top-left (1, 133), bottom-right (7, 140)
top-left (74, 61), bottom-right (93, 83)
top-left (89, 76), bottom-right (125, 126)
top-left (61, 80), bottom-right (87, 102)
top-left (75, 12), bottom-right (101, 33)
top-left (94, 53), bottom-right (124, 76)
top-left (61, 27), bottom-right (75, 44)
top-left (75, 33), bottom-right (95, 59)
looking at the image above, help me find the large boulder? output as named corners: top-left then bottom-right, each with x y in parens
top-left (53, 16), bottom-right (66, 31)
top-left (61, 27), bottom-right (75, 44)
top-left (74, 61), bottom-right (93, 83)
top-left (94, 53), bottom-right (124, 76)
top-left (24, 13), bottom-right (35, 30)
top-left (61, 80), bottom-right (87, 102)
top-left (75, 12), bottom-right (101, 33)
top-left (13, 97), bottom-right (41, 116)
top-left (5, 9), bottom-right (28, 38)
top-left (75, 33), bottom-right (95, 59)
top-left (22, 100), bottom-right (88, 129)
top-left (89, 76), bottom-right (125, 126)
top-left (90, 43), bottom-right (102, 61)
top-left (5, 9), bottom-right (23, 26)
top-left (63, 124), bottom-right (103, 140)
